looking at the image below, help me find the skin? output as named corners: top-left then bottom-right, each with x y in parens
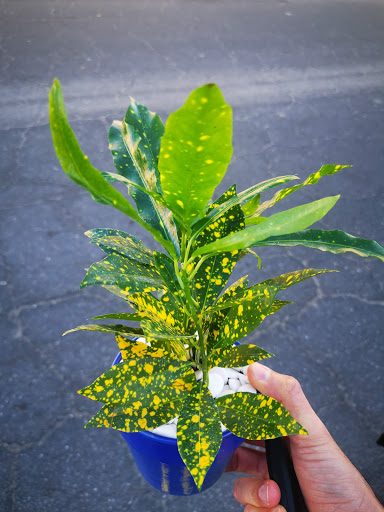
top-left (226, 362), bottom-right (383, 512)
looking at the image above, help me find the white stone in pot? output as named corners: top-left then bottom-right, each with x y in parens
top-left (209, 367), bottom-right (228, 384)
top-left (152, 424), bottom-right (177, 438)
top-left (224, 368), bottom-right (241, 380)
top-left (238, 384), bottom-right (257, 393)
top-left (207, 372), bottom-right (225, 398)
top-left (228, 378), bottom-right (241, 391)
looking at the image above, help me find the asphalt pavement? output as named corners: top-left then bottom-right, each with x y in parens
top-left (1, 1), bottom-right (383, 510)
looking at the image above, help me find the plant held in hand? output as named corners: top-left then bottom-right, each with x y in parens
top-left (49, 79), bottom-right (384, 491)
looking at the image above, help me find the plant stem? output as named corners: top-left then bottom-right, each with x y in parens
top-left (180, 267), bottom-right (208, 385)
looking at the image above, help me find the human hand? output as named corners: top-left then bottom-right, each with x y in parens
top-left (226, 362), bottom-right (383, 512)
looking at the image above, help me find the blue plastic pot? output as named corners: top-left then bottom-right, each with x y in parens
top-left (112, 352), bottom-right (244, 495)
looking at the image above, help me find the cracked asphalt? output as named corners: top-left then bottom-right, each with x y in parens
top-left (1, 0), bottom-right (383, 510)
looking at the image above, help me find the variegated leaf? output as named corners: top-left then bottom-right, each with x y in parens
top-left (191, 185), bottom-right (245, 310)
top-left (268, 300), bottom-right (293, 315)
top-left (159, 84), bottom-right (233, 225)
top-left (63, 324), bottom-right (144, 337)
top-left (214, 288), bottom-right (277, 349)
top-left (205, 276), bottom-right (249, 350)
top-left (49, 80), bottom-right (173, 253)
top-left (177, 381), bottom-right (222, 490)
top-left (191, 175), bottom-right (298, 238)
top-left (128, 292), bottom-right (186, 332)
top-left (78, 357), bottom-right (193, 407)
top-left (80, 253), bottom-right (164, 294)
top-left (109, 115), bottom-right (180, 256)
top-left (253, 164), bottom-right (351, 217)
top-left (210, 269), bottom-right (335, 313)
top-left (208, 344), bottom-right (274, 369)
top-left (92, 312), bottom-right (144, 321)
top-left (154, 252), bottom-right (184, 304)
top-left (114, 334), bottom-right (178, 361)
top-left (216, 392), bottom-right (307, 440)
top-left (192, 195), bottom-right (340, 257)
top-left (254, 229), bottom-right (384, 262)
top-left (85, 400), bottom-right (186, 433)
top-left (85, 228), bottom-right (154, 266)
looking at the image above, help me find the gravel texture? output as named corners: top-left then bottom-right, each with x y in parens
top-left (1, 0), bottom-right (383, 510)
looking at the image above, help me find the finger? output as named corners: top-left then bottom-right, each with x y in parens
top-left (226, 446), bottom-right (269, 478)
top-left (244, 506), bottom-right (286, 512)
top-left (247, 363), bottom-right (330, 442)
top-left (233, 477), bottom-right (281, 508)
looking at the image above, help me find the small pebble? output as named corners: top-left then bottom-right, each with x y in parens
top-left (238, 384), bottom-right (257, 393)
top-left (209, 367), bottom-right (228, 384)
top-left (195, 370), bottom-right (203, 381)
top-left (208, 372), bottom-right (225, 398)
top-left (228, 378), bottom-right (241, 391)
top-left (224, 368), bottom-right (241, 379)
top-left (238, 373), bottom-right (248, 386)
top-left (152, 424), bottom-right (177, 438)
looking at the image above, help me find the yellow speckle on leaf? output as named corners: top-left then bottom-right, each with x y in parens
top-left (191, 415), bottom-right (199, 423)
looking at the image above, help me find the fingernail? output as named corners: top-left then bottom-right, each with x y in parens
top-left (250, 363), bottom-right (270, 381)
top-left (258, 482), bottom-right (269, 504)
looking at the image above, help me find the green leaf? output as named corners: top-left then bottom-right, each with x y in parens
top-left (115, 334), bottom-right (183, 361)
top-left (159, 84), bottom-right (233, 224)
top-left (153, 252), bottom-right (184, 304)
top-left (80, 253), bottom-right (164, 295)
top-left (128, 292), bottom-right (192, 358)
top-left (192, 195), bottom-right (340, 257)
top-left (214, 286), bottom-right (277, 349)
top-left (209, 344), bottom-right (274, 369)
top-left (253, 164), bottom-right (351, 217)
top-left (216, 392), bottom-right (307, 440)
top-left (191, 175), bottom-right (298, 241)
top-left (85, 400), bottom-right (185, 433)
top-left (48, 79), bottom-right (172, 252)
top-left (191, 185), bottom-right (245, 310)
top-left (63, 324), bottom-right (144, 337)
top-left (268, 300), bottom-right (293, 315)
top-left (109, 116), bottom-right (180, 256)
top-left (129, 292), bottom-right (186, 332)
top-left (213, 269), bottom-right (333, 348)
top-left (177, 381), bottom-right (222, 490)
top-left (242, 194), bottom-right (260, 216)
top-left (85, 228), bottom-right (154, 266)
top-left (205, 276), bottom-right (249, 350)
top-left (92, 313), bottom-right (143, 322)
top-left (78, 357), bottom-right (193, 407)
top-left (211, 268), bottom-right (333, 313)
top-left (253, 229), bottom-right (384, 262)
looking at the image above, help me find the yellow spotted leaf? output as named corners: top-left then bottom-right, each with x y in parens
top-left (159, 84), bottom-right (233, 224)
top-left (253, 229), bottom-right (384, 262)
top-left (208, 344), bottom-right (274, 369)
top-left (85, 399), bottom-right (185, 433)
top-left (80, 253), bottom-right (164, 294)
top-left (115, 335), bottom-right (179, 361)
top-left (85, 228), bottom-right (155, 266)
top-left (177, 381), bottom-right (222, 491)
top-left (63, 324), bottom-right (144, 337)
top-left (216, 392), bottom-right (307, 440)
top-left (191, 185), bottom-right (245, 310)
top-left (252, 165), bottom-right (351, 217)
top-left (78, 357), bottom-right (194, 408)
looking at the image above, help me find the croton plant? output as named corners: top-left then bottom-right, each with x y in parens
top-left (49, 79), bottom-right (384, 490)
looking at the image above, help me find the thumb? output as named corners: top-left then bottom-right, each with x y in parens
top-left (247, 362), bottom-right (331, 446)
